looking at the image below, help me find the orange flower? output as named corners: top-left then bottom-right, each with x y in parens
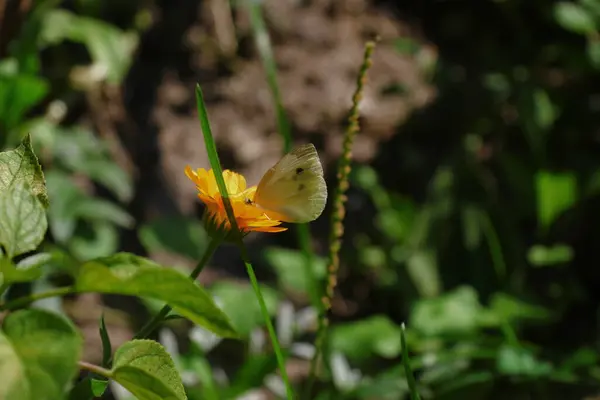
top-left (185, 166), bottom-right (287, 234)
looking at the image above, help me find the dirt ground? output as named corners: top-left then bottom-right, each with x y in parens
top-left (66, 0), bottom-right (436, 375)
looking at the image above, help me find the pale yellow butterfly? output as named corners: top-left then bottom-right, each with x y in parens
top-left (252, 143), bottom-right (327, 223)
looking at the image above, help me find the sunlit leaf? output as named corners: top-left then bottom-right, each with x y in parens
top-left (0, 309), bottom-right (82, 400)
top-left (554, 2), bottom-right (597, 35)
top-left (74, 253), bottom-right (237, 338)
top-left (535, 171), bottom-right (577, 230)
top-left (0, 134), bottom-right (48, 207)
top-left (0, 181), bottom-right (47, 258)
top-left (110, 340), bottom-right (186, 400)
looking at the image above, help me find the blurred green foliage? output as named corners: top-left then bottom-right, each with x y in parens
top-left (2, 0), bottom-right (600, 399)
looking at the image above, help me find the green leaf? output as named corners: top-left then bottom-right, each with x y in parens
top-left (0, 181), bottom-right (48, 258)
top-left (0, 74), bottom-right (49, 132)
top-left (0, 309), bottom-right (82, 400)
top-left (0, 134), bottom-right (49, 207)
top-left (138, 216), bottom-right (208, 259)
top-left (496, 345), bottom-right (553, 377)
top-left (535, 171), bottom-right (577, 230)
top-left (68, 221), bottom-right (119, 260)
top-left (99, 314), bottom-right (112, 368)
top-left (110, 339), bottom-right (187, 400)
top-left (264, 247), bottom-right (326, 293)
top-left (73, 197), bottom-right (133, 227)
top-left (411, 286), bottom-right (484, 337)
top-left (74, 253), bottom-right (237, 338)
top-left (406, 249), bottom-right (440, 298)
top-left (68, 377), bottom-right (109, 400)
top-left (329, 315), bottom-right (402, 361)
top-left (41, 10), bottom-right (138, 84)
top-left (0, 256), bottom-right (43, 286)
top-left (527, 243), bottom-right (574, 267)
top-left (210, 282), bottom-right (279, 336)
top-left (488, 293), bottom-right (551, 323)
top-left (554, 2), bottom-right (597, 35)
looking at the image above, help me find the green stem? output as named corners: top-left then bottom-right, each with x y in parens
top-left (133, 238), bottom-right (221, 340)
top-left (0, 286), bottom-right (75, 311)
top-left (238, 245), bottom-right (294, 400)
top-left (78, 360), bottom-right (111, 378)
top-left (195, 84), bottom-right (295, 398)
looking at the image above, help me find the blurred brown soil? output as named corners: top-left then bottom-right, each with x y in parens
top-left (72, 0), bottom-right (435, 371)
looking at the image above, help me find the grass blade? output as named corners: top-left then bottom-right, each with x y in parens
top-left (195, 84), bottom-right (294, 399)
top-left (401, 323), bottom-right (422, 400)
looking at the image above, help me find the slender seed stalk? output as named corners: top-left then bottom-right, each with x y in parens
top-left (304, 39), bottom-right (378, 399)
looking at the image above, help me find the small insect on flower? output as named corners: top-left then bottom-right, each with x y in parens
top-left (185, 143), bottom-right (327, 236)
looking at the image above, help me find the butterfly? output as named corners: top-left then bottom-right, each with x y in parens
top-left (251, 143), bottom-right (327, 223)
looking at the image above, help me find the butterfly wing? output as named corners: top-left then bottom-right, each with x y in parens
top-left (254, 144), bottom-right (327, 223)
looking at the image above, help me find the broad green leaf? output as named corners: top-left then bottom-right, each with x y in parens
top-left (264, 247), bottom-right (326, 293)
top-left (0, 309), bottom-right (82, 400)
top-left (210, 282), bottom-right (279, 336)
top-left (138, 216), bottom-right (208, 259)
top-left (74, 253), bottom-right (237, 338)
top-left (41, 10), bottom-right (138, 83)
top-left (554, 2), bottom-right (597, 35)
top-left (496, 345), bottom-right (553, 377)
top-left (0, 181), bottom-right (48, 258)
top-left (0, 134), bottom-right (48, 207)
top-left (110, 340), bottom-right (186, 400)
top-left (330, 315), bottom-right (402, 360)
top-left (535, 171), bottom-right (577, 230)
top-left (411, 286), bottom-right (484, 336)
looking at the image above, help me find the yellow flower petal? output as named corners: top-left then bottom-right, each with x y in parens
top-left (186, 166), bottom-right (287, 235)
